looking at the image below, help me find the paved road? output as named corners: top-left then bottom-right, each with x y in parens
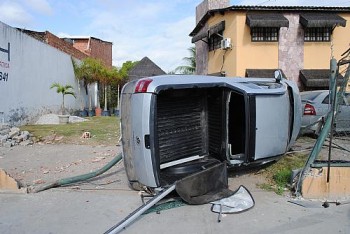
top-left (1, 144), bottom-right (349, 234)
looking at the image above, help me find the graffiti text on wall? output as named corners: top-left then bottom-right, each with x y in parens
top-left (0, 43), bottom-right (10, 83)
top-left (0, 72), bottom-right (9, 82)
top-left (0, 43), bottom-right (10, 62)
top-left (0, 61), bottom-right (9, 68)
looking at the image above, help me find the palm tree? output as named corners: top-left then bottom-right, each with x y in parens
top-left (72, 58), bottom-right (85, 112)
top-left (175, 46), bottom-right (196, 74)
top-left (73, 58), bottom-right (103, 112)
top-left (50, 82), bottom-right (76, 115)
top-left (99, 66), bottom-right (119, 114)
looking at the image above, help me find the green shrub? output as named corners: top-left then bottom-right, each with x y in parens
top-left (258, 153), bottom-right (308, 195)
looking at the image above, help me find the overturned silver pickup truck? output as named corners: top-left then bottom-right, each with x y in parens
top-left (120, 74), bottom-right (301, 190)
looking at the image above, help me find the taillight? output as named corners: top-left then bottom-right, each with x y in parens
top-left (135, 79), bottom-right (153, 93)
top-left (304, 103), bottom-right (316, 115)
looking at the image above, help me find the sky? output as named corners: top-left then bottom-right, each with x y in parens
top-left (1, 0), bottom-right (350, 72)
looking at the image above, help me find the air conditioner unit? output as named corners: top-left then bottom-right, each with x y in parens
top-left (221, 38), bottom-right (231, 50)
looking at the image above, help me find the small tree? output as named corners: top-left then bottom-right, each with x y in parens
top-left (109, 67), bottom-right (122, 111)
top-left (99, 66), bottom-right (118, 112)
top-left (74, 58), bottom-right (103, 111)
top-left (115, 61), bottom-right (138, 107)
top-left (72, 58), bottom-right (85, 111)
top-left (50, 82), bottom-right (76, 115)
top-left (118, 60), bottom-right (138, 79)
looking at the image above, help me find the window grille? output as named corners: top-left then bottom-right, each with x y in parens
top-left (209, 31), bottom-right (223, 51)
top-left (251, 27), bottom-right (278, 42)
top-left (304, 27), bottom-right (331, 42)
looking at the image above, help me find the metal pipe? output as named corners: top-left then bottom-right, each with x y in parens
top-left (30, 153), bottom-right (122, 193)
top-left (327, 60), bottom-right (338, 183)
top-left (104, 184), bottom-right (176, 234)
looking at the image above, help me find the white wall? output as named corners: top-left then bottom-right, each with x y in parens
top-left (0, 21), bottom-right (90, 125)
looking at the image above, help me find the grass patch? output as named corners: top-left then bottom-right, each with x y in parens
top-left (21, 116), bottom-right (120, 146)
top-left (258, 152), bottom-right (308, 195)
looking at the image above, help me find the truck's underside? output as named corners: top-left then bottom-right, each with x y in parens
top-left (155, 87), bottom-right (248, 186)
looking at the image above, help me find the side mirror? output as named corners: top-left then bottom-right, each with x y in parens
top-left (274, 70), bottom-right (283, 83)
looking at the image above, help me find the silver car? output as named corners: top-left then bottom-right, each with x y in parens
top-left (300, 90), bottom-right (350, 135)
top-left (120, 75), bottom-right (302, 190)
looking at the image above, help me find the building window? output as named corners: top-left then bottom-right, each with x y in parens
top-left (209, 31), bottom-right (223, 51)
top-left (251, 27), bottom-right (278, 42)
top-left (304, 27), bottom-right (331, 42)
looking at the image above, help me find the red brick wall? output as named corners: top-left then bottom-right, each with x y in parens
top-left (72, 39), bottom-right (90, 55)
top-left (89, 38), bottom-right (112, 68)
top-left (22, 30), bottom-right (112, 65)
top-left (44, 32), bottom-right (88, 60)
top-left (71, 38), bottom-right (112, 67)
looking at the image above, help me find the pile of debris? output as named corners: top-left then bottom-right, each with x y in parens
top-left (0, 125), bottom-right (34, 147)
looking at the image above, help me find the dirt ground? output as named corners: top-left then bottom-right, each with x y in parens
top-left (0, 143), bottom-right (269, 196)
top-left (0, 137), bottom-right (349, 234)
top-left (0, 143), bottom-right (125, 190)
top-left (1, 135), bottom-right (348, 191)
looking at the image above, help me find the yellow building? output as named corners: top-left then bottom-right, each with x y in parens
top-left (190, 1), bottom-right (350, 90)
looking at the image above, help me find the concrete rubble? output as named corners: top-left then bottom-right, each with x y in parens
top-left (0, 169), bottom-right (27, 193)
top-left (0, 124), bottom-right (34, 148)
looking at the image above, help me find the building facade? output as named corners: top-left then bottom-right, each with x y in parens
top-left (190, 1), bottom-right (350, 90)
top-left (65, 37), bottom-right (113, 68)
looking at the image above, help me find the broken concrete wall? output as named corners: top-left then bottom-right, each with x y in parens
top-left (302, 167), bottom-right (350, 200)
top-left (0, 169), bottom-right (19, 191)
top-left (0, 21), bottom-right (91, 126)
